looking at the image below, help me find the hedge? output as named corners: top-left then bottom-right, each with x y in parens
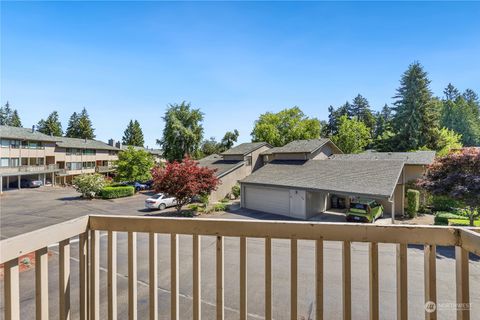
top-left (100, 186), bottom-right (135, 199)
top-left (406, 189), bottom-right (420, 218)
top-left (431, 195), bottom-right (462, 212)
top-left (434, 212), bottom-right (467, 225)
top-left (448, 219), bottom-right (480, 227)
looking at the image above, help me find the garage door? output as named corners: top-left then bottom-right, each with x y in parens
top-left (244, 185), bottom-right (290, 216)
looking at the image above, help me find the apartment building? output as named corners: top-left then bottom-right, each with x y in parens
top-left (114, 140), bottom-right (165, 164)
top-left (0, 125), bottom-right (120, 192)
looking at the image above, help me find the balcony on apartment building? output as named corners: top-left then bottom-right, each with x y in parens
top-left (95, 164), bottom-right (117, 173)
top-left (0, 215), bottom-right (478, 320)
top-left (0, 164), bottom-right (60, 176)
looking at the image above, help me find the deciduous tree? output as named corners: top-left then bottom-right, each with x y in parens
top-left (151, 158), bottom-right (220, 212)
top-left (158, 102), bottom-right (204, 162)
top-left (418, 148), bottom-right (480, 225)
top-left (251, 107), bottom-right (320, 147)
top-left (116, 146), bottom-right (154, 182)
top-left (331, 115), bottom-right (371, 154)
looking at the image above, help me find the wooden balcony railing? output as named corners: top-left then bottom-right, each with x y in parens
top-left (0, 215), bottom-right (479, 320)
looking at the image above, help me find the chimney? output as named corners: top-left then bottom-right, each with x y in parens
top-left (31, 125), bottom-right (35, 133)
top-left (115, 141), bottom-right (121, 148)
top-left (108, 139), bottom-right (115, 146)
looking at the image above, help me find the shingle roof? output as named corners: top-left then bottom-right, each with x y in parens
top-left (221, 142), bottom-right (271, 156)
top-left (0, 125), bottom-right (60, 142)
top-left (240, 159), bottom-right (404, 198)
top-left (330, 150), bottom-right (436, 165)
top-left (260, 139), bottom-right (332, 155)
top-left (56, 136), bottom-right (120, 151)
top-left (197, 154), bottom-right (244, 178)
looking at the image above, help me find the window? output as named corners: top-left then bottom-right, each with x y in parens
top-left (83, 149), bottom-right (96, 155)
top-left (66, 162), bottom-right (82, 170)
top-left (1, 139), bottom-right (10, 148)
top-left (10, 140), bottom-right (20, 148)
top-left (21, 158), bottom-right (28, 166)
top-left (245, 156), bottom-right (252, 166)
top-left (82, 161), bottom-right (95, 169)
top-left (0, 158), bottom-right (9, 167)
top-left (10, 158), bottom-right (19, 167)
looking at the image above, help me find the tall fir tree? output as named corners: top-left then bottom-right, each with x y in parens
top-left (350, 94), bottom-right (376, 131)
top-left (37, 111), bottom-right (63, 136)
top-left (65, 108), bottom-right (95, 139)
top-left (122, 119), bottom-right (145, 147)
top-left (0, 102), bottom-right (22, 127)
top-left (9, 110), bottom-right (22, 127)
top-left (391, 62), bottom-right (440, 151)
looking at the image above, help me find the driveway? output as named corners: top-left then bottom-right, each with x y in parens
top-left (0, 187), bottom-right (479, 319)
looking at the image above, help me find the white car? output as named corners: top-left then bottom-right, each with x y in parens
top-left (145, 193), bottom-right (177, 210)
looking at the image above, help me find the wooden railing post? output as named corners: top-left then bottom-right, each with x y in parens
top-left (424, 244), bottom-right (437, 320)
top-left (343, 241), bottom-right (352, 320)
top-left (4, 258), bottom-right (20, 320)
top-left (240, 237), bottom-right (247, 320)
top-left (128, 232), bottom-right (138, 320)
top-left (35, 247), bottom-right (49, 320)
top-left (216, 236), bottom-right (225, 320)
top-left (193, 234), bottom-right (202, 320)
top-left (149, 232), bottom-right (158, 320)
top-left (90, 230), bottom-right (100, 320)
top-left (396, 244), bottom-right (408, 320)
top-left (291, 239), bottom-right (298, 320)
top-left (455, 246), bottom-right (470, 320)
top-left (265, 237), bottom-right (272, 320)
top-left (369, 242), bottom-right (379, 320)
top-left (108, 231), bottom-right (118, 320)
top-left (315, 240), bottom-right (324, 320)
top-left (79, 232), bottom-right (88, 320)
top-left (171, 233), bottom-right (179, 320)
top-left (59, 239), bottom-right (71, 320)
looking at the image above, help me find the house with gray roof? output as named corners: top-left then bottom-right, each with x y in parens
top-left (239, 141), bottom-right (436, 222)
top-left (261, 138), bottom-right (343, 163)
top-left (198, 142), bottom-right (272, 202)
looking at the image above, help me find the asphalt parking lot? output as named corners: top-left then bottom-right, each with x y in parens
top-left (0, 187), bottom-right (479, 319)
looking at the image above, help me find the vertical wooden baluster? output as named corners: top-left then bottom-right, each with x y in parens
top-left (4, 258), bottom-right (20, 320)
top-left (171, 233), bottom-right (179, 320)
top-left (90, 230), bottom-right (100, 320)
top-left (291, 239), bottom-right (298, 320)
top-left (216, 236), bottom-right (224, 320)
top-left (369, 242), bottom-right (379, 320)
top-left (108, 231), bottom-right (117, 320)
top-left (315, 240), bottom-right (324, 320)
top-left (396, 244), bottom-right (408, 320)
top-left (424, 244), bottom-right (437, 320)
top-left (79, 232), bottom-right (88, 320)
top-left (455, 246), bottom-right (470, 320)
top-left (193, 234), bottom-right (201, 320)
top-left (35, 247), bottom-right (49, 320)
top-left (128, 232), bottom-right (138, 320)
top-left (59, 239), bottom-right (71, 320)
top-left (240, 237), bottom-right (247, 320)
top-left (343, 241), bottom-right (351, 320)
top-left (265, 237), bottom-right (272, 320)
top-left (149, 233), bottom-right (158, 320)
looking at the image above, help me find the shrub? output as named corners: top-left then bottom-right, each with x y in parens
top-left (100, 186), bottom-right (135, 199)
top-left (448, 219), bottom-right (480, 227)
top-left (188, 204), bottom-right (199, 211)
top-left (406, 189), bottom-right (420, 218)
top-left (431, 195), bottom-right (462, 212)
top-left (220, 198), bottom-right (229, 203)
top-left (434, 212), bottom-right (467, 225)
top-left (212, 203), bottom-right (228, 212)
top-left (73, 173), bottom-right (107, 199)
top-left (231, 184), bottom-right (241, 198)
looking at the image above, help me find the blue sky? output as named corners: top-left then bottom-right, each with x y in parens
top-left (1, 1), bottom-right (479, 148)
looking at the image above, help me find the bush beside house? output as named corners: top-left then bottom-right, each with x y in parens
top-left (100, 186), bottom-right (135, 199)
top-left (406, 189), bottom-right (420, 218)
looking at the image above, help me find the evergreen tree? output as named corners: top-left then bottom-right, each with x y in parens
top-left (65, 112), bottom-right (80, 137)
top-left (9, 110), bottom-right (22, 127)
top-left (374, 104), bottom-right (393, 139)
top-left (324, 106), bottom-right (337, 137)
top-left (122, 120), bottom-right (145, 147)
top-left (444, 83), bottom-right (460, 101)
top-left (65, 108), bottom-right (95, 139)
top-left (350, 94), bottom-right (376, 131)
top-left (37, 111), bottom-right (63, 136)
top-left (391, 62), bottom-right (440, 151)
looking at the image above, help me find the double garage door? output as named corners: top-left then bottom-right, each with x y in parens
top-left (243, 185), bottom-right (307, 218)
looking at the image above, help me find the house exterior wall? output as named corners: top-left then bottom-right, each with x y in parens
top-left (271, 153), bottom-right (308, 161)
top-left (250, 145), bottom-right (270, 172)
top-left (209, 164), bottom-right (247, 202)
top-left (306, 191), bottom-right (328, 218)
top-left (404, 165), bottom-right (425, 182)
top-left (312, 144), bottom-right (335, 160)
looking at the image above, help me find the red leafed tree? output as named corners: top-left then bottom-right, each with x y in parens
top-left (417, 147), bottom-right (480, 225)
top-left (151, 157), bottom-right (220, 212)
